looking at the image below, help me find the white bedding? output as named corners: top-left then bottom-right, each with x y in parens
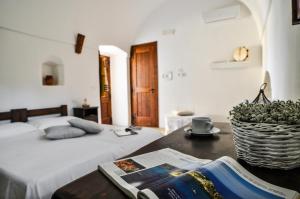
top-left (0, 124), bottom-right (162, 199)
top-left (0, 123), bottom-right (37, 139)
top-left (27, 116), bottom-right (76, 130)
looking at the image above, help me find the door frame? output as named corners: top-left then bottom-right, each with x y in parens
top-left (99, 54), bottom-right (113, 124)
top-left (130, 41), bottom-right (159, 127)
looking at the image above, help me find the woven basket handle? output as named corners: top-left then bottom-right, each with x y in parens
top-left (260, 83), bottom-right (267, 91)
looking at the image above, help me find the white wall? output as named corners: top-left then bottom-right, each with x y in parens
top-left (263, 0), bottom-right (300, 100)
top-left (0, 0), bottom-right (167, 118)
top-left (0, 0), bottom-right (267, 127)
top-left (110, 55), bottom-right (130, 126)
top-left (135, 0), bottom-right (263, 126)
top-left (0, 28), bottom-right (99, 114)
top-left (99, 46), bottom-right (130, 126)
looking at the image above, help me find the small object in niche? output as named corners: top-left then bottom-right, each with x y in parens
top-left (44, 75), bottom-right (54, 85)
top-left (82, 98), bottom-right (90, 108)
top-left (177, 111), bottom-right (194, 116)
top-left (233, 46), bottom-right (249, 62)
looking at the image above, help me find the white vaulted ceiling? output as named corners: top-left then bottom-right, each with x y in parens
top-left (0, 0), bottom-right (268, 51)
top-left (238, 0), bottom-right (272, 37)
top-left (0, 0), bottom-right (168, 50)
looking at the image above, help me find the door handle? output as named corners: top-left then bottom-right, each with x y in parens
top-left (150, 88), bottom-right (155, 93)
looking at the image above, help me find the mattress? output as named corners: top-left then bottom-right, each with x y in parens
top-left (0, 124), bottom-right (162, 199)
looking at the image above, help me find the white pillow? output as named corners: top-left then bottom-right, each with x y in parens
top-left (28, 116), bottom-right (76, 130)
top-left (0, 122), bottom-right (37, 139)
top-left (45, 126), bottom-right (86, 140)
top-left (68, 118), bottom-right (103, 134)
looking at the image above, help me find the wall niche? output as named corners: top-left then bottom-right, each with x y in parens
top-left (42, 57), bottom-right (64, 86)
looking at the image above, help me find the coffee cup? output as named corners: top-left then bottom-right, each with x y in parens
top-left (191, 117), bottom-right (213, 134)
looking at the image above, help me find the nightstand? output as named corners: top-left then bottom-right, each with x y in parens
top-left (73, 107), bottom-right (98, 123)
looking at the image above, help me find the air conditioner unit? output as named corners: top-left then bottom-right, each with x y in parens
top-left (202, 5), bottom-right (241, 23)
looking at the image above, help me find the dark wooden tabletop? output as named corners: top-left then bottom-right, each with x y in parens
top-left (52, 123), bottom-right (300, 199)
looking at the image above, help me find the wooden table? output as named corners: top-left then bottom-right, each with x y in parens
top-left (52, 123), bottom-right (300, 199)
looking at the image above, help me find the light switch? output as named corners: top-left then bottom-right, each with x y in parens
top-left (162, 71), bottom-right (173, 80)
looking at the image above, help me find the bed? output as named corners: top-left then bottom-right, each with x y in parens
top-left (0, 105), bottom-right (162, 199)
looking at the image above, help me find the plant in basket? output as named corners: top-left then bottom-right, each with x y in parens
top-left (230, 100), bottom-right (300, 125)
top-left (229, 84), bottom-right (300, 170)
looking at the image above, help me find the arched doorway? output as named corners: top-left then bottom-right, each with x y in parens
top-left (99, 45), bottom-right (129, 126)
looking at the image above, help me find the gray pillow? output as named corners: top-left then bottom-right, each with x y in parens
top-left (45, 125), bottom-right (86, 140)
top-left (68, 118), bottom-right (103, 134)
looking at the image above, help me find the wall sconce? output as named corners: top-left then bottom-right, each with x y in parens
top-left (75, 33), bottom-right (85, 54)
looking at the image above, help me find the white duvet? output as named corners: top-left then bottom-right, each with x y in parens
top-left (0, 124), bottom-right (162, 199)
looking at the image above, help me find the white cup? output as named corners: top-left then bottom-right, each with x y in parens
top-left (191, 117), bottom-right (213, 134)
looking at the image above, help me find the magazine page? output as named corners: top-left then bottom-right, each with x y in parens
top-left (98, 148), bottom-right (212, 198)
top-left (213, 157), bottom-right (299, 199)
top-left (138, 156), bottom-right (299, 199)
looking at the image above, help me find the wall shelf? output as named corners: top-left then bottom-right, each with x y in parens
top-left (210, 45), bottom-right (262, 70)
top-left (210, 61), bottom-right (251, 69)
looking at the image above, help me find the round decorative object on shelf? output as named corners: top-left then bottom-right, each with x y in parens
top-left (233, 46), bottom-right (249, 62)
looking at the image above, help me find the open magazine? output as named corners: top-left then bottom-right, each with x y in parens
top-left (98, 148), bottom-right (300, 199)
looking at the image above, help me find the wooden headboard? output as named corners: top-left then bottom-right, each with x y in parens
top-left (0, 105), bottom-right (67, 123)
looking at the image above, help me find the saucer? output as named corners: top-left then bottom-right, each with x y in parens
top-left (184, 127), bottom-right (220, 136)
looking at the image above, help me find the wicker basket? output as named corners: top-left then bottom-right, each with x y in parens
top-left (231, 120), bottom-right (300, 170)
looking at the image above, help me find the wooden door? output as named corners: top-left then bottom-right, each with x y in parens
top-left (100, 55), bottom-right (112, 124)
top-left (130, 42), bottom-right (158, 127)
